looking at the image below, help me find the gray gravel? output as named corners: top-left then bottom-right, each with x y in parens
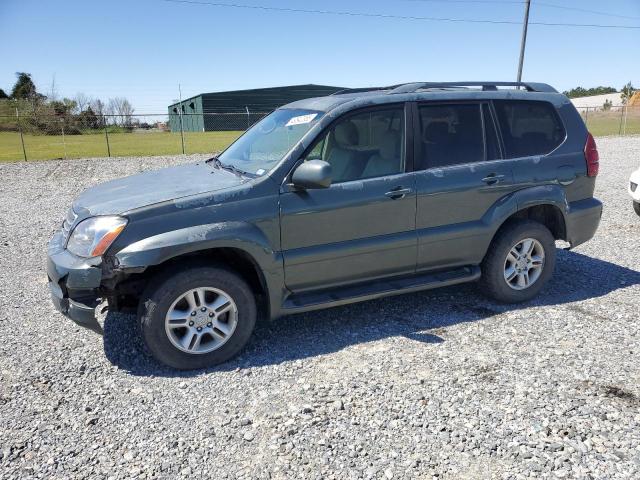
top-left (1, 138), bottom-right (639, 479)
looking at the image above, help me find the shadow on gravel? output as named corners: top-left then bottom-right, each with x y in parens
top-left (103, 250), bottom-right (640, 377)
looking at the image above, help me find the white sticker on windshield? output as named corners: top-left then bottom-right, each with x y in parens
top-left (256, 168), bottom-right (266, 175)
top-left (285, 113), bottom-right (318, 127)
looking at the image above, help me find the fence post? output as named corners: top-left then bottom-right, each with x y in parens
top-left (178, 110), bottom-right (186, 155)
top-left (103, 115), bottom-right (111, 157)
top-left (61, 119), bottom-right (67, 160)
top-left (618, 106), bottom-right (625, 135)
top-left (584, 107), bottom-right (589, 128)
top-left (15, 107), bottom-right (27, 161)
top-left (245, 106), bottom-right (250, 129)
top-left (623, 105), bottom-right (628, 136)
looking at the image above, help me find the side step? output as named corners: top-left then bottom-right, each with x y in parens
top-left (282, 266), bottom-right (481, 314)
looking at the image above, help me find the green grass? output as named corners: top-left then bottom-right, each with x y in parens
top-left (0, 130), bottom-right (243, 162)
top-left (582, 110), bottom-right (640, 137)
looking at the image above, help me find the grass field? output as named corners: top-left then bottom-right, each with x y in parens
top-left (581, 110), bottom-right (640, 137)
top-left (1, 111), bottom-right (639, 162)
top-left (0, 130), bottom-right (243, 161)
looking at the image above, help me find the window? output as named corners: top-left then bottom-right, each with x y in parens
top-left (303, 107), bottom-right (405, 183)
top-left (418, 104), bottom-right (485, 168)
top-left (493, 100), bottom-right (565, 158)
top-left (219, 108), bottom-right (323, 176)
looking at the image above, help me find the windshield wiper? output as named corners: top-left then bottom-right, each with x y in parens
top-left (206, 155), bottom-right (248, 177)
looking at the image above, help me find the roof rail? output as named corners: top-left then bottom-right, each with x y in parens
top-left (388, 81), bottom-right (558, 94)
top-left (330, 85), bottom-right (399, 96)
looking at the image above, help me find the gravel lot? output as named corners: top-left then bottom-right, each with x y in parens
top-left (1, 137), bottom-right (639, 479)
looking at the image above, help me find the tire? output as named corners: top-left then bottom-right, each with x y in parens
top-left (138, 266), bottom-right (256, 370)
top-left (634, 201), bottom-right (640, 217)
top-left (479, 220), bottom-right (556, 303)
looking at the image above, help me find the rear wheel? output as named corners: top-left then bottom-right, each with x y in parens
top-left (634, 201), bottom-right (640, 217)
top-left (480, 220), bottom-right (556, 303)
top-left (138, 266), bottom-right (256, 369)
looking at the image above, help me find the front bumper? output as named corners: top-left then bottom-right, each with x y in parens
top-left (47, 231), bottom-right (104, 334)
top-left (565, 197), bottom-right (603, 248)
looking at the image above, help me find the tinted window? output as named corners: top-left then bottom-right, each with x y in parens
top-left (493, 100), bottom-right (565, 158)
top-left (304, 107), bottom-right (405, 182)
top-left (419, 104), bottom-right (484, 168)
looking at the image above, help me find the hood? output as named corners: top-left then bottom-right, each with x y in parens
top-left (73, 162), bottom-right (246, 216)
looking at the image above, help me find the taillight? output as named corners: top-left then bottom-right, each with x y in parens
top-left (584, 132), bottom-right (599, 177)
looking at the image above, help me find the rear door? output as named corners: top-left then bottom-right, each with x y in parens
top-left (279, 104), bottom-right (417, 292)
top-left (414, 102), bottom-right (517, 270)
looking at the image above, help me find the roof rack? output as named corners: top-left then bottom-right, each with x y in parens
top-left (330, 85), bottom-right (399, 96)
top-left (388, 81), bottom-right (557, 94)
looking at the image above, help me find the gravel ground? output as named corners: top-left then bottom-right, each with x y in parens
top-left (1, 138), bottom-right (639, 479)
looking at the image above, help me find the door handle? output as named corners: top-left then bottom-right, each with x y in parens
top-left (481, 174), bottom-right (505, 185)
top-left (385, 187), bottom-right (412, 199)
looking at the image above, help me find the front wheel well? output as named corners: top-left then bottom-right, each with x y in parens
top-left (500, 204), bottom-right (566, 241)
top-left (105, 248), bottom-right (269, 318)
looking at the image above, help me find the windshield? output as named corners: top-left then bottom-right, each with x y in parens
top-left (217, 108), bottom-right (323, 176)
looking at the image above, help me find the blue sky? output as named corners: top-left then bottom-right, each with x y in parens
top-left (1, 0), bottom-right (638, 113)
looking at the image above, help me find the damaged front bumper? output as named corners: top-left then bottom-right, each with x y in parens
top-left (47, 231), bottom-right (104, 334)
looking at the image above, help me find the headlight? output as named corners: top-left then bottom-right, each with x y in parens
top-left (66, 216), bottom-right (128, 258)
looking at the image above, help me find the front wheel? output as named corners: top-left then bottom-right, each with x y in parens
top-left (138, 266), bottom-right (256, 369)
top-left (634, 201), bottom-right (640, 217)
top-left (479, 220), bottom-right (556, 303)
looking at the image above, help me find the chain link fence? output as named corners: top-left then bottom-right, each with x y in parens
top-left (575, 105), bottom-right (640, 138)
top-left (0, 106), bottom-right (639, 162)
top-left (0, 112), bottom-right (269, 161)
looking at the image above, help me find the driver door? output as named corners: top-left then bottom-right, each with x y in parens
top-left (279, 105), bottom-right (417, 292)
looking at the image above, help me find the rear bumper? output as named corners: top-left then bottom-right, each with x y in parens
top-left (565, 197), bottom-right (603, 248)
top-left (47, 232), bottom-right (104, 334)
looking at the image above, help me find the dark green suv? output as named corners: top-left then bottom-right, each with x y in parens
top-left (47, 81), bottom-right (602, 369)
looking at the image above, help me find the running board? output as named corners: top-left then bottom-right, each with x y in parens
top-left (282, 266), bottom-right (480, 314)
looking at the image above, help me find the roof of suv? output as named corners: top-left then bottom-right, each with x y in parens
top-left (284, 81), bottom-right (566, 113)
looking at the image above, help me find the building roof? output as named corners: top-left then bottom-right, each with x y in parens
top-left (168, 84), bottom-right (344, 110)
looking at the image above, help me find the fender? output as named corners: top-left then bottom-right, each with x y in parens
top-left (114, 221), bottom-right (286, 318)
top-left (483, 184), bottom-right (568, 229)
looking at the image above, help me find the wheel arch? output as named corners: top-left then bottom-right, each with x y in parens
top-left (106, 222), bottom-right (284, 319)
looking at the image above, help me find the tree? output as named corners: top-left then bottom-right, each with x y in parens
top-left (11, 72), bottom-right (38, 99)
top-left (73, 92), bottom-right (90, 113)
top-left (108, 97), bottom-right (134, 126)
top-left (77, 106), bottom-right (100, 130)
top-left (621, 82), bottom-right (636, 105)
top-left (0, 89), bottom-right (8, 99)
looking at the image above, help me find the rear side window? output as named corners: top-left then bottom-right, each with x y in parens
top-left (418, 104), bottom-right (485, 168)
top-left (493, 100), bottom-right (565, 158)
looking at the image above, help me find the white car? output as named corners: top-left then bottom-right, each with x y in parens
top-left (630, 167), bottom-right (640, 216)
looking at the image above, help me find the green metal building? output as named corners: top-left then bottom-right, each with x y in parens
top-left (167, 84), bottom-right (344, 132)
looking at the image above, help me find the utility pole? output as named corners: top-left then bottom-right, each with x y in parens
top-left (517, 0), bottom-right (531, 83)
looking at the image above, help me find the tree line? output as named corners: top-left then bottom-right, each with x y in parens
top-left (0, 72), bottom-right (137, 134)
top-left (563, 83), bottom-right (636, 104)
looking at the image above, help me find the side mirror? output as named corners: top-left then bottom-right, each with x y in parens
top-left (291, 160), bottom-right (332, 189)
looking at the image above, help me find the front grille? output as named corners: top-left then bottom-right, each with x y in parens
top-left (631, 182), bottom-right (638, 193)
top-left (61, 208), bottom-right (78, 240)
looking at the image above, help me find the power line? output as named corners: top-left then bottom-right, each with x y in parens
top-left (406, 0), bottom-right (523, 4)
top-left (161, 0), bottom-right (640, 29)
top-left (408, 0), bottom-right (640, 21)
top-left (534, 1), bottom-right (640, 21)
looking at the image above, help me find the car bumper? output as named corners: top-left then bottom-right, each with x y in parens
top-left (565, 197), bottom-right (603, 248)
top-left (629, 170), bottom-right (640, 202)
top-left (47, 232), bottom-right (104, 334)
